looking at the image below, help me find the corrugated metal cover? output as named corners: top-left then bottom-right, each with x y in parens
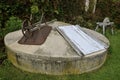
top-left (57, 25), bottom-right (105, 56)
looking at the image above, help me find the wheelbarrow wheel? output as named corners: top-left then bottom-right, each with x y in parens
top-left (22, 19), bottom-right (32, 38)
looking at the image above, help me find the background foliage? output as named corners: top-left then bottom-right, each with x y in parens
top-left (0, 0), bottom-right (120, 31)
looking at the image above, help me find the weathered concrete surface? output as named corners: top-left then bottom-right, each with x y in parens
top-left (4, 21), bottom-right (110, 75)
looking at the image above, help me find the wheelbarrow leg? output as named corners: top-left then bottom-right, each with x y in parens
top-left (95, 25), bottom-right (99, 31)
top-left (111, 26), bottom-right (114, 35)
top-left (103, 25), bottom-right (105, 34)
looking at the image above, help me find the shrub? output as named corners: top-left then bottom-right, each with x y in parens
top-left (5, 16), bottom-right (22, 32)
top-left (0, 16), bottom-right (22, 38)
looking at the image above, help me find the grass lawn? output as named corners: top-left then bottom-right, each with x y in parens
top-left (0, 30), bottom-right (120, 80)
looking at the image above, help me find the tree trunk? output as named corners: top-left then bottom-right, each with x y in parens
top-left (92, 0), bottom-right (97, 13)
top-left (85, 0), bottom-right (90, 12)
top-left (85, 0), bottom-right (97, 13)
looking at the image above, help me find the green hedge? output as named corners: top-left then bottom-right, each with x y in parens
top-left (0, 0), bottom-right (120, 38)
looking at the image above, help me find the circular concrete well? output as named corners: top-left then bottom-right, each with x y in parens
top-left (4, 21), bottom-right (109, 75)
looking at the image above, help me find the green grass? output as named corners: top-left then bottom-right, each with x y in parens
top-left (0, 30), bottom-right (120, 80)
